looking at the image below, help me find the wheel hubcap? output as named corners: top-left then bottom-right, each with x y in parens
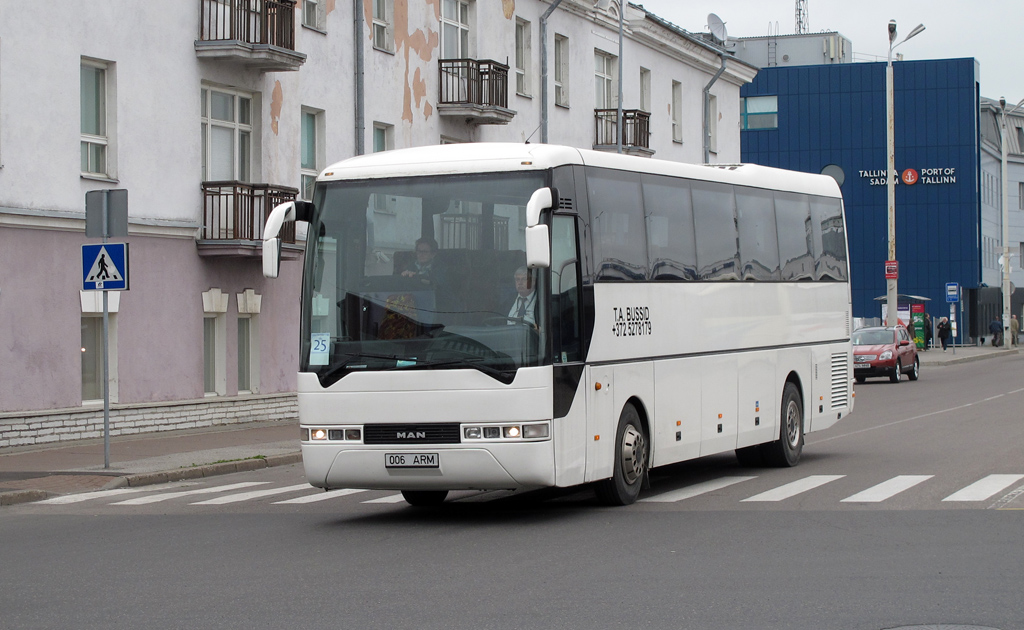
top-left (620, 424), bottom-right (647, 485)
top-left (785, 401), bottom-right (801, 448)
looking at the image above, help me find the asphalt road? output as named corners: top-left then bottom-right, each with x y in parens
top-left (2, 355), bottom-right (1022, 630)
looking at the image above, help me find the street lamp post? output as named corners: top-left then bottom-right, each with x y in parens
top-left (999, 96), bottom-right (1024, 349)
top-left (885, 20), bottom-right (925, 327)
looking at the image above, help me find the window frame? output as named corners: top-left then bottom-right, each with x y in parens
top-left (201, 85), bottom-right (253, 183)
top-left (81, 58), bottom-right (115, 179)
top-left (372, 0), bottom-right (394, 51)
top-left (554, 34), bottom-right (569, 108)
top-left (594, 50), bottom-right (617, 110)
top-left (515, 18), bottom-right (531, 97)
top-left (301, 107), bottom-right (324, 201)
top-left (302, 0), bottom-right (326, 30)
top-left (741, 95), bottom-right (779, 130)
top-left (440, 0), bottom-right (470, 59)
top-left (671, 80), bottom-right (683, 143)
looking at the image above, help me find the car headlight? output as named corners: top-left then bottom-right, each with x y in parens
top-left (880, 350), bottom-right (893, 360)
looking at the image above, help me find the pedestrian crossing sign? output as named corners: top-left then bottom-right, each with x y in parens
top-left (82, 243), bottom-right (129, 291)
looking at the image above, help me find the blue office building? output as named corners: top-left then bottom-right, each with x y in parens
top-left (740, 58), bottom-right (989, 332)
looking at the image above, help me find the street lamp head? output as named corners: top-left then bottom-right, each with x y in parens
top-left (1001, 97), bottom-right (1007, 111)
top-left (888, 20), bottom-right (897, 43)
top-left (905, 23), bottom-right (926, 42)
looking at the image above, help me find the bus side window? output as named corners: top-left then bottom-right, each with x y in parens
top-left (551, 215), bottom-right (582, 363)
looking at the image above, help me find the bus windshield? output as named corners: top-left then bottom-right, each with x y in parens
top-left (302, 171), bottom-right (549, 385)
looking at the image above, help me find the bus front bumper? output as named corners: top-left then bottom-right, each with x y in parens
top-left (302, 442), bottom-right (556, 492)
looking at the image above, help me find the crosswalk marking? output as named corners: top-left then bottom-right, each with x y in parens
top-left (36, 487), bottom-right (152, 505)
top-left (741, 475), bottom-right (845, 502)
top-left (641, 476), bottom-right (757, 503)
top-left (942, 474), bottom-right (1024, 502)
top-left (111, 482), bottom-right (268, 505)
top-left (190, 484), bottom-right (312, 505)
top-left (362, 493), bottom-right (408, 504)
top-left (273, 488), bottom-right (369, 504)
top-left (841, 475), bottom-right (933, 503)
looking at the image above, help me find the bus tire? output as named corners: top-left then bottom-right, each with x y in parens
top-left (595, 403), bottom-right (648, 506)
top-left (761, 382), bottom-right (803, 467)
top-left (401, 490), bottom-right (448, 506)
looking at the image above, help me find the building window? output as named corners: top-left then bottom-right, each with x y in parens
top-left (708, 94), bottom-right (718, 154)
top-left (82, 59), bottom-right (114, 178)
top-left (741, 95), bottom-right (778, 130)
top-left (515, 18), bottom-right (531, 96)
top-left (639, 67), bottom-right (651, 113)
top-left (203, 315), bottom-right (226, 395)
top-left (81, 315), bottom-right (117, 402)
top-left (237, 316), bottom-right (252, 392)
top-left (201, 86), bottom-right (252, 182)
top-left (1017, 127), bottom-right (1024, 154)
top-left (594, 50), bottom-right (617, 110)
top-left (441, 0), bottom-right (470, 59)
top-left (554, 34), bottom-right (569, 107)
top-left (671, 80), bottom-right (682, 143)
top-left (301, 107), bottom-right (323, 201)
top-left (302, 0), bottom-right (325, 30)
top-left (1019, 182), bottom-right (1024, 211)
top-left (373, 0), bottom-right (393, 51)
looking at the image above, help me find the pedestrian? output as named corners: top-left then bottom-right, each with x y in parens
top-left (937, 316), bottom-right (951, 352)
top-left (1012, 314), bottom-right (1020, 346)
top-left (989, 317), bottom-right (1002, 347)
top-left (923, 313), bottom-right (933, 350)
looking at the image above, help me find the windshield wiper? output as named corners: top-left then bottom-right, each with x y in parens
top-left (400, 356), bottom-right (511, 379)
top-left (317, 351), bottom-right (400, 382)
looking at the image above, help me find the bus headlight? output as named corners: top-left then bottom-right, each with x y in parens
top-left (464, 427), bottom-right (481, 439)
top-left (461, 423), bottom-right (550, 441)
top-left (503, 426), bottom-right (521, 438)
top-left (311, 428), bottom-right (328, 441)
top-left (522, 423), bottom-right (549, 439)
top-left (303, 426), bottom-right (362, 442)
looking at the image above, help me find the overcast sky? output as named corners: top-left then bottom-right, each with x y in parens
top-left (632, 0), bottom-right (1023, 104)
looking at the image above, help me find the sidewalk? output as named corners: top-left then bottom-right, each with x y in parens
top-left (2, 344), bottom-right (1019, 507)
top-left (0, 420), bottom-right (300, 506)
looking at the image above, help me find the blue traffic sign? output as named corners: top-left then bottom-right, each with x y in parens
top-left (82, 243), bottom-right (129, 291)
top-left (945, 282), bottom-right (959, 303)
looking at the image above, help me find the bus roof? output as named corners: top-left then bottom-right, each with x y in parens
top-left (319, 143), bottom-right (842, 198)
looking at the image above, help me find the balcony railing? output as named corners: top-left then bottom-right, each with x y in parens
top-left (437, 59), bottom-right (515, 125)
top-left (594, 109), bottom-right (652, 151)
top-left (196, 0), bottom-right (306, 71)
top-left (201, 181), bottom-right (297, 246)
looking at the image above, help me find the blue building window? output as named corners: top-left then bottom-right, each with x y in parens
top-left (741, 96), bottom-right (778, 130)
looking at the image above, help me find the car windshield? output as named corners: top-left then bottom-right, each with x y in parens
top-left (852, 330), bottom-right (895, 345)
top-left (300, 171), bottom-right (549, 386)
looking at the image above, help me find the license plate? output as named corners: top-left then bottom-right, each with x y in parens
top-left (385, 453), bottom-right (439, 468)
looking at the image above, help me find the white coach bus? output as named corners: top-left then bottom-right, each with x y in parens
top-left (263, 143), bottom-right (854, 506)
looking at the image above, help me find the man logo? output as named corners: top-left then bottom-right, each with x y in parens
top-left (397, 431), bottom-right (427, 439)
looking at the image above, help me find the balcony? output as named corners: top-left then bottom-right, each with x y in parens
top-left (593, 109), bottom-right (655, 157)
top-left (437, 59), bottom-right (516, 125)
top-left (197, 182), bottom-right (301, 258)
top-left (195, 0), bottom-right (306, 72)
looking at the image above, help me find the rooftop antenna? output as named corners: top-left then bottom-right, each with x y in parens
top-left (708, 12), bottom-right (728, 45)
top-left (795, 0), bottom-right (808, 34)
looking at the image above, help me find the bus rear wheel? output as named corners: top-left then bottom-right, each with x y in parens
top-left (761, 382), bottom-right (803, 467)
top-left (595, 403), bottom-right (648, 506)
top-left (401, 490), bottom-right (448, 506)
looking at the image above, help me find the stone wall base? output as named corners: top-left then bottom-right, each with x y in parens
top-left (0, 393), bottom-right (297, 450)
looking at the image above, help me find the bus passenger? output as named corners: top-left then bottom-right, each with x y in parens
top-left (401, 238), bottom-right (441, 285)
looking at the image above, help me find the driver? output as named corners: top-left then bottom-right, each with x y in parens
top-left (507, 266), bottom-right (537, 326)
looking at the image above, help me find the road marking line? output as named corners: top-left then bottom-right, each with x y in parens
top-left (273, 488), bottom-right (369, 504)
top-left (362, 493), bottom-right (408, 504)
top-left (640, 476), bottom-right (757, 503)
top-left (36, 488), bottom-right (152, 505)
top-left (110, 482), bottom-right (268, 505)
top-left (840, 475), bottom-right (933, 502)
top-left (942, 474), bottom-right (1024, 502)
top-left (190, 484), bottom-right (312, 505)
top-left (741, 475), bottom-right (845, 502)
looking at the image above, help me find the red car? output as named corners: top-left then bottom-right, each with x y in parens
top-left (852, 326), bottom-right (919, 383)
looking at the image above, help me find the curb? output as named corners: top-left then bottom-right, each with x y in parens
top-left (921, 348), bottom-right (1020, 367)
top-left (0, 451), bottom-right (302, 507)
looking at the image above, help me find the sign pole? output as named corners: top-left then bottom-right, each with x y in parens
top-left (102, 192), bottom-right (111, 469)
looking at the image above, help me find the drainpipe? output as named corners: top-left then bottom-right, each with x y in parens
top-left (354, 0), bottom-right (365, 155)
top-left (616, 3), bottom-right (624, 154)
top-left (702, 52), bottom-right (727, 164)
top-left (540, 0), bottom-right (565, 144)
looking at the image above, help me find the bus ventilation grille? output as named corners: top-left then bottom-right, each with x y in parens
top-left (830, 353), bottom-right (849, 409)
top-left (558, 197), bottom-right (574, 211)
top-left (363, 423), bottom-right (462, 444)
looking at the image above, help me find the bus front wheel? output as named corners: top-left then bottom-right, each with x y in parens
top-left (401, 490), bottom-right (448, 506)
top-left (595, 403), bottom-right (648, 506)
top-left (761, 382), bottom-right (803, 467)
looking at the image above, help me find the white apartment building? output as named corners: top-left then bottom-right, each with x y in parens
top-left (0, 0), bottom-right (756, 447)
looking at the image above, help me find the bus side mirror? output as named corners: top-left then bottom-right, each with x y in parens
top-left (526, 225), bottom-right (550, 269)
top-left (526, 187), bottom-right (554, 227)
top-left (263, 237), bottom-right (282, 278)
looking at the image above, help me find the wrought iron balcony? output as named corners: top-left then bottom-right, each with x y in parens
top-left (198, 181), bottom-right (300, 258)
top-left (196, 0), bottom-right (306, 71)
top-left (438, 59), bottom-right (516, 125)
top-left (594, 109), bottom-right (654, 157)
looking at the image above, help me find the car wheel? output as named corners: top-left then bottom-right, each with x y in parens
top-left (855, 376), bottom-right (866, 384)
top-left (889, 360), bottom-right (901, 383)
top-left (401, 490), bottom-right (448, 506)
top-left (595, 403), bottom-right (648, 505)
top-left (907, 356), bottom-right (920, 381)
top-left (761, 382), bottom-right (803, 467)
